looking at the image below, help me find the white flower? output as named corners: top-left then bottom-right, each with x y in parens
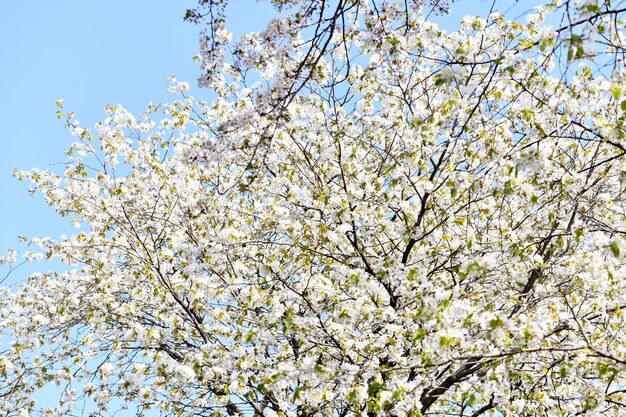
top-left (100, 362), bottom-right (115, 379)
top-left (167, 77), bottom-right (191, 94)
top-left (175, 364), bottom-right (196, 382)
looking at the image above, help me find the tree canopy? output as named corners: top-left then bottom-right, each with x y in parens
top-left (5, 0), bottom-right (626, 416)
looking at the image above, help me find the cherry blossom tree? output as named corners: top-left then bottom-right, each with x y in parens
top-left (5, 0), bottom-right (626, 416)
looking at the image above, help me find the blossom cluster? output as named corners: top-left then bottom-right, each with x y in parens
top-left (4, 1), bottom-right (626, 416)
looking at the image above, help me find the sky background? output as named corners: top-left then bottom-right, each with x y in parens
top-left (0, 1), bottom-right (198, 279)
top-left (0, 0), bottom-right (278, 285)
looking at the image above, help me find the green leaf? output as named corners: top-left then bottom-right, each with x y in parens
top-left (576, 46), bottom-right (584, 59)
top-left (586, 4), bottom-right (601, 13)
top-left (521, 109), bottom-right (534, 120)
top-left (293, 385), bottom-right (304, 401)
top-left (347, 390), bottom-right (358, 404)
top-left (610, 241), bottom-right (620, 257)
top-left (503, 179), bottom-right (515, 195)
top-left (412, 328), bottom-right (426, 344)
top-left (611, 85), bottom-right (622, 100)
top-left (463, 313), bottom-right (474, 328)
top-left (439, 335), bottom-right (455, 348)
top-left (368, 382), bottom-right (383, 397)
top-left (489, 316), bottom-right (504, 329)
top-left (434, 75), bottom-right (447, 86)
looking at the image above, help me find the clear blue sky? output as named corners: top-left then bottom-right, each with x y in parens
top-left (0, 1), bottom-right (202, 276)
top-left (0, 2), bottom-right (282, 282)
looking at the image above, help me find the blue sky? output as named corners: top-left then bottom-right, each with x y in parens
top-left (0, 1), bottom-right (284, 282)
top-left (0, 1), bottom-right (203, 283)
